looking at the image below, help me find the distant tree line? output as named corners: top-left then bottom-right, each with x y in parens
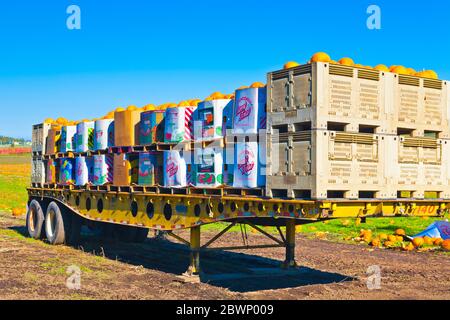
top-left (0, 136), bottom-right (29, 146)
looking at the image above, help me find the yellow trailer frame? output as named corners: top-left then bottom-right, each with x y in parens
top-left (27, 187), bottom-right (449, 276)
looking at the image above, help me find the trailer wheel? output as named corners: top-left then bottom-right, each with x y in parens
top-left (26, 200), bottom-right (45, 239)
top-left (45, 202), bottom-right (68, 245)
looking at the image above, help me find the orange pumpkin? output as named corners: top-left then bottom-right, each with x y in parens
top-left (284, 61), bottom-right (300, 69)
top-left (388, 235), bottom-right (397, 242)
top-left (391, 66), bottom-right (409, 75)
top-left (384, 241), bottom-right (394, 248)
top-left (395, 229), bottom-right (406, 236)
top-left (208, 92), bottom-right (225, 100)
top-left (250, 82), bottom-right (266, 88)
top-left (223, 94), bottom-right (235, 100)
top-left (402, 243), bottom-right (414, 251)
top-left (434, 238), bottom-right (444, 246)
top-left (412, 237), bottom-right (424, 248)
top-left (339, 57), bottom-right (354, 66)
top-left (310, 52), bottom-right (331, 63)
top-left (374, 64), bottom-right (389, 72)
top-left (371, 239), bottom-right (381, 247)
top-left (423, 236), bottom-right (434, 245)
top-left (441, 240), bottom-right (450, 251)
top-left (378, 233), bottom-right (388, 241)
top-left (360, 229), bottom-right (372, 238)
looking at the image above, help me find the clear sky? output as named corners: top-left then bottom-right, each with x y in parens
top-left (1, 0), bottom-right (449, 139)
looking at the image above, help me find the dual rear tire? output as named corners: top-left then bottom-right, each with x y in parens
top-left (26, 200), bottom-right (149, 245)
top-left (26, 200), bottom-right (80, 245)
top-left (26, 200), bottom-right (45, 239)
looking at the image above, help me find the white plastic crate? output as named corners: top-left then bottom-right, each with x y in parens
top-left (384, 136), bottom-right (450, 199)
top-left (267, 63), bottom-right (450, 137)
top-left (31, 159), bottom-right (45, 185)
top-left (388, 76), bottom-right (449, 137)
top-left (266, 130), bottom-right (387, 199)
top-left (32, 123), bottom-right (51, 154)
top-left (268, 63), bottom-right (391, 133)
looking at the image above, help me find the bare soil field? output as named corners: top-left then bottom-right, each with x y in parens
top-left (0, 212), bottom-right (449, 300)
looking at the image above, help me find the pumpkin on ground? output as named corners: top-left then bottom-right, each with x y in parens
top-left (384, 241), bottom-right (394, 248)
top-left (371, 239), bottom-right (381, 247)
top-left (395, 229), bottom-right (406, 236)
top-left (441, 240), bottom-right (450, 251)
top-left (379, 233), bottom-right (388, 241)
top-left (423, 236), bottom-right (434, 245)
top-left (388, 235), bottom-right (397, 242)
top-left (360, 229), bottom-right (372, 238)
top-left (412, 237), bottom-right (424, 248)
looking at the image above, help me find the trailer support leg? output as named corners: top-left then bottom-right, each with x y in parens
top-left (282, 220), bottom-right (297, 268)
top-left (186, 226), bottom-right (201, 276)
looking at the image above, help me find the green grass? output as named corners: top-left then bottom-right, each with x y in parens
top-left (0, 153), bottom-right (31, 213)
top-left (0, 175), bottom-right (30, 212)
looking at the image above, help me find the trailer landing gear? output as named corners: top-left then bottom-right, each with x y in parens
top-left (168, 219), bottom-right (299, 282)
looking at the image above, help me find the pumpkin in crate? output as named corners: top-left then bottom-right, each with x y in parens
top-left (339, 57), bottom-right (354, 66)
top-left (284, 61), bottom-right (300, 69)
top-left (310, 52), bottom-right (331, 63)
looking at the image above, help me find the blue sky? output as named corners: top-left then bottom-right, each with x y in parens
top-left (0, 0), bottom-right (449, 139)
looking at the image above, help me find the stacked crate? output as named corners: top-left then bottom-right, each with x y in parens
top-left (265, 62), bottom-right (450, 200)
top-left (31, 123), bottom-right (51, 186)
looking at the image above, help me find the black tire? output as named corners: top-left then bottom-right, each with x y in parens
top-left (45, 202), bottom-right (68, 245)
top-left (134, 228), bottom-right (149, 243)
top-left (26, 200), bottom-right (45, 239)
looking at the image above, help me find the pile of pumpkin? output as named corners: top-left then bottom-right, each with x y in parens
top-left (284, 52), bottom-right (439, 79)
top-left (355, 229), bottom-right (450, 252)
top-left (42, 83), bottom-right (269, 126)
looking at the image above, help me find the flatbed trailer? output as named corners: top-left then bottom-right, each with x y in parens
top-left (26, 59), bottom-right (450, 277)
top-left (26, 185), bottom-right (449, 276)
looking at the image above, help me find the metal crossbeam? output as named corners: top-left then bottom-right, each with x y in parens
top-left (203, 244), bottom-right (285, 251)
top-left (201, 222), bottom-right (236, 249)
top-left (244, 220), bottom-right (285, 246)
top-left (166, 231), bottom-right (190, 246)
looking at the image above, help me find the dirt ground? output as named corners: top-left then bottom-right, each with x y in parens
top-left (0, 212), bottom-right (449, 300)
